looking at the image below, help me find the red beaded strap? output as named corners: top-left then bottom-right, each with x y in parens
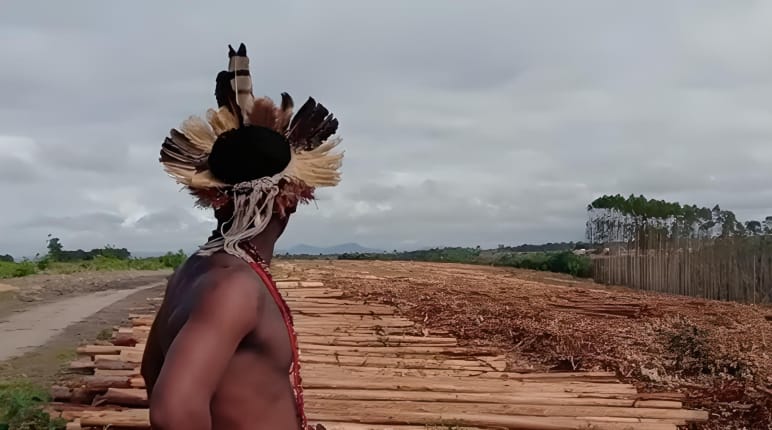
top-left (240, 244), bottom-right (311, 429)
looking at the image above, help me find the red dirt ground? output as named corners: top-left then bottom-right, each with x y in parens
top-left (285, 260), bottom-right (772, 430)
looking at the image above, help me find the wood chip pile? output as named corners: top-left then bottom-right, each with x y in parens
top-left (47, 279), bottom-right (709, 429)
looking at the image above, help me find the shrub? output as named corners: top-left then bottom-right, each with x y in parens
top-left (547, 251), bottom-right (592, 278)
top-left (159, 250), bottom-right (187, 269)
top-left (493, 251), bottom-right (592, 278)
top-left (0, 248), bottom-right (187, 279)
top-left (128, 259), bottom-right (165, 271)
top-left (0, 380), bottom-right (65, 430)
top-left (0, 262), bottom-right (37, 279)
top-left (36, 257), bottom-right (50, 271)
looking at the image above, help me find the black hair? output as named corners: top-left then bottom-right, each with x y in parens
top-left (207, 125), bottom-right (291, 185)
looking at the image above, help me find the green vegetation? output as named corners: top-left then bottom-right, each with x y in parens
top-left (587, 194), bottom-right (770, 244)
top-left (338, 248), bottom-right (592, 278)
top-left (44, 235), bottom-right (131, 262)
top-left (0, 380), bottom-right (65, 430)
top-left (0, 253), bottom-right (186, 279)
top-left (492, 251), bottom-right (592, 278)
top-left (0, 236), bottom-right (188, 279)
top-left (96, 328), bottom-right (114, 341)
top-left (0, 261), bottom-right (37, 279)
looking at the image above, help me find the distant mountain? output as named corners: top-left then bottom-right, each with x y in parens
top-left (277, 243), bottom-right (384, 255)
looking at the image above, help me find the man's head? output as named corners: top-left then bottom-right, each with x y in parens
top-left (159, 42), bottom-right (344, 262)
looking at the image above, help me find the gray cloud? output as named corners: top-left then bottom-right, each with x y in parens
top-left (19, 212), bottom-right (126, 232)
top-left (0, 155), bottom-right (42, 184)
top-left (2, 0), bottom-right (772, 257)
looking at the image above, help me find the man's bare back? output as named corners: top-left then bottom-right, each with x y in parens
top-left (141, 252), bottom-right (300, 430)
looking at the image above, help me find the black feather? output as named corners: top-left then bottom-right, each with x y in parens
top-left (215, 71), bottom-right (233, 107)
top-left (228, 44), bottom-right (237, 57)
top-left (237, 43), bottom-right (247, 56)
top-left (214, 71), bottom-right (243, 126)
top-left (280, 92), bottom-right (294, 112)
top-left (287, 97), bottom-right (339, 150)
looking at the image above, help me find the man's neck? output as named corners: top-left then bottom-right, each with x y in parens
top-left (243, 217), bottom-right (287, 265)
top-left (245, 237), bottom-right (276, 265)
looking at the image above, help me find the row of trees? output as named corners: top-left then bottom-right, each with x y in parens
top-left (496, 242), bottom-right (591, 252)
top-left (586, 194), bottom-right (771, 245)
top-left (1, 236), bottom-right (133, 264)
top-left (44, 235), bottom-right (131, 262)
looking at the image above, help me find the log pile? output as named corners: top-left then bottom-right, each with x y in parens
top-left (548, 296), bottom-right (653, 319)
top-left (48, 280), bottom-right (709, 430)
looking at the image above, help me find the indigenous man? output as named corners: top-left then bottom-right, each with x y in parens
top-left (140, 43), bottom-right (342, 430)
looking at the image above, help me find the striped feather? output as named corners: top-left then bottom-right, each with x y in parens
top-left (160, 129), bottom-right (208, 166)
top-left (228, 43), bottom-right (255, 121)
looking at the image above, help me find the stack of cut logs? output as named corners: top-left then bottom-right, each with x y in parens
top-left (48, 280), bottom-right (709, 430)
top-left (549, 297), bottom-right (653, 318)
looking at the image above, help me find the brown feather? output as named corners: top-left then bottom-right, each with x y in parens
top-left (275, 92), bottom-right (294, 133)
top-left (247, 97), bottom-right (278, 129)
top-left (160, 129), bottom-right (208, 166)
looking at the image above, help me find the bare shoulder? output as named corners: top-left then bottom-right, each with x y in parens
top-left (190, 256), bottom-right (263, 326)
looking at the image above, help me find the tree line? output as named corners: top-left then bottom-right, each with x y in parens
top-left (586, 194), bottom-right (771, 245)
top-left (44, 235), bottom-right (131, 262)
top-left (0, 235), bottom-right (188, 280)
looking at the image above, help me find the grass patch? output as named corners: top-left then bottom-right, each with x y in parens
top-left (0, 380), bottom-right (65, 430)
top-left (96, 328), bottom-right (113, 341)
top-left (0, 262), bottom-right (37, 280)
top-left (0, 251), bottom-right (187, 280)
top-left (54, 349), bottom-right (77, 363)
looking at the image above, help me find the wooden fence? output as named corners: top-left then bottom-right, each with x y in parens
top-left (591, 237), bottom-right (772, 304)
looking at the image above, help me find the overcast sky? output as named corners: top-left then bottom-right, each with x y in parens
top-left (2, 1), bottom-right (772, 257)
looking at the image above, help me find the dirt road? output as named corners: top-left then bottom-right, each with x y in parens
top-left (0, 282), bottom-right (163, 362)
top-left (0, 270), bottom-right (172, 320)
top-left (0, 270), bottom-right (169, 385)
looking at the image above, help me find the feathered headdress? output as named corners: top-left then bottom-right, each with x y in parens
top-left (159, 43), bottom-right (343, 261)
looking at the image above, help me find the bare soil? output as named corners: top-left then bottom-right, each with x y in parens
top-left (0, 271), bottom-right (169, 387)
top-left (0, 270), bottom-right (171, 320)
top-left (287, 260), bottom-right (772, 430)
top-left (3, 261), bottom-right (770, 428)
